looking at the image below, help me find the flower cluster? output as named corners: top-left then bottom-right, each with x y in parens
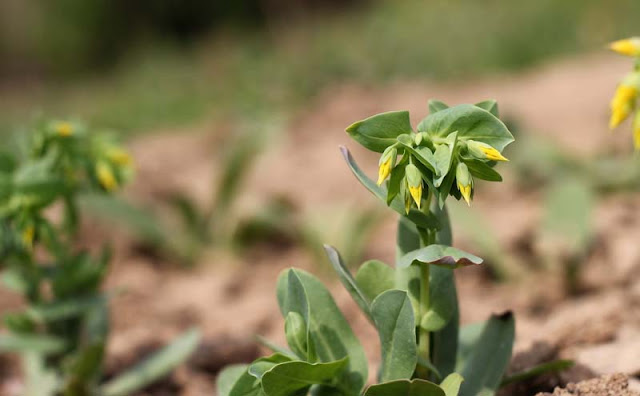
top-left (608, 37), bottom-right (640, 149)
top-left (347, 100), bottom-right (513, 210)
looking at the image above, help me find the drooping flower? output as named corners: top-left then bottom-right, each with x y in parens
top-left (456, 162), bottom-right (473, 206)
top-left (609, 84), bottom-right (637, 129)
top-left (55, 122), bottom-right (73, 137)
top-left (466, 140), bottom-right (508, 161)
top-left (405, 163), bottom-right (423, 209)
top-left (96, 162), bottom-right (117, 192)
top-left (609, 37), bottom-right (640, 57)
top-left (377, 146), bottom-right (397, 185)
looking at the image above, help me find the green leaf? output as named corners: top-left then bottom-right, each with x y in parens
top-left (0, 333), bottom-right (66, 354)
top-left (27, 294), bottom-right (105, 322)
top-left (346, 111), bottom-right (413, 153)
top-left (398, 245), bottom-right (482, 269)
top-left (355, 260), bottom-right (395, 302)
top-left (500, 359), bottom-right (573, 387)
top-left (100, 328), bottom-right (200, 396)
top-left (474, 100), bottom-right (499, 117)
top-left (277, 269), bottom-right (368, 395)
top-left (465, 161), bottom-right (502, 182)
top-left (364, 379), bottom-right (446, 396)
top-left (340, 147), bottom-right (440, 229)
top-left (429, 100), bottom-right (450, 114)
top-left (261, 358), bottom-right (349, 396)
top-left (324, 245), bottom-right (373, 322)
top-left (396, 144), bottom-right (437, 172)
top-left (420, 266), bottom-right (456, 332)
top-left (387, 155), bottom-right (409, 205)
top-left (440, 373), bottom-right (464, 396)
top-left (285, 312), bottom-right (309, 359)
top-left (459, 312), bottom-right (515, 396)
top-left (217, 364), bottom-right (250, 396)
top-left (394, 217), bottom-right (421, 317)
top-left (371, 290), bottom-right (417, 382)
top-left (417, 104), bottom-right (514, 152)
top-left (248, 354), bottom-right (292, 380)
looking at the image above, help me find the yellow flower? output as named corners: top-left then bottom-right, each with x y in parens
top-left (609, 38), bottom-right (640, 57)
top-left (456, 162), bottom-right (473, 206)
top-left (377, 147), bottom-right (397, 186)
top-left (405, 163), bottom-right (422, 209)
top-left (21, 225), bottom-right (35, 248)
top-left (96, 162), bottom-right (117, 191)
top-left (467, 140), bottom-right (508, 161)
top-left (55, 122), bottom-right (73, 137)
top-left (609, 84), bottom-right (637, 129)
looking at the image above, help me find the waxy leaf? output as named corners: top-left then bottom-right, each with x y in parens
top-left (440, 373), bottom-right (464, 396)
top-left (398, 245), bottom-right (482, 269)
top-left (324, 245), bottom-right (373, 322)
top-left (355, 260), bottom-right (395, 302)
top-left (0, 333), bottom-right (66, 354)
top-left (429, 100), bottom-right (450, 114)
top-left (465, 161), bottom-right (502, 182)
top-left (217, 365), bottom-right (251, 396)
top-left (371, 290), bottom-right (417, 382)
top-left (387, 155), bottom-right (408, 205)
top-left (459, 312), bottom-right (515, 396)
top-left (364, 379), bottom-right (446, 396)
top-left (346, 111), bottom-right (413, 153)
top-left (276, 269), bottom-right (368, 395)
top-left (474, 100), bottom-right (499, 117)
top-left (340, 147), bottom-right (440, 230)
top-left (420, 266), bottom-right (456, 332)
top-left (433, 132), bottom-right (458, 187)
top-left (248, 354), bottom-right (292, 380)
top-left (261, 358), bottom-right (348, 396)
top-left (417, 104), bottom-right (514, 152)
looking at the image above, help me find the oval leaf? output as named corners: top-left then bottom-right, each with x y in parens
top-left (364, 379), bottom-right (446, 396)
top-left (261, 358), bottom-right (348, 396)
top-left (346, 111), bottom-right (413, 153)
top-left (324, 245), bottom-right (373, 322)
top-left (398, 245), bottom-right (482, 269)
top-left (355, 259), bottom-right (395, 302)
top-left (371, 290), bottom-right (417, 382)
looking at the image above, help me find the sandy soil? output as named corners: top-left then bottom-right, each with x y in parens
top-left (2, 53), bottom-right (640, 395)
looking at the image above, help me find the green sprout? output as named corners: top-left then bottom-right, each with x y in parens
top-left (218, 99), bottom-right (569, 396)
top-left (0, 120), bottom-right (199, 396)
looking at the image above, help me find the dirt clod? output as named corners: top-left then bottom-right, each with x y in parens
top-left (536, 373), bottom-right (640, 396)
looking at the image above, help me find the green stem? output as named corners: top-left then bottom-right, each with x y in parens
top-left (415, 220), bottom-right (435, 379)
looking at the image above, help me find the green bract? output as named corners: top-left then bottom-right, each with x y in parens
top-left (217, 99), bottom-right (576, 396)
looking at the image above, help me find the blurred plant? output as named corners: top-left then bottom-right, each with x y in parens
top-left (0, 120), bottom-right (199, 395)
top-left (217, 100), bottom-right (569, 395)
top-left (80, 130), bottom-right (262, 265)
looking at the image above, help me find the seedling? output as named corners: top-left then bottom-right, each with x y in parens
top-left (0, 121), bottom-right (199, 395)
top-left (216, 99), bottom-right (576, 396)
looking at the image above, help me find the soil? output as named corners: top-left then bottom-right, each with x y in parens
top-left (1, 53), bottom-right (640, 396)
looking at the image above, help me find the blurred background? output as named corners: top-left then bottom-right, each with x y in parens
top-left (2, 0), bottom-right (640, 395)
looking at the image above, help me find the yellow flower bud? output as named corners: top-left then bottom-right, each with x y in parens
top-left (405, 163), bottom-right (422, 209)
top-left (55, 122), bottom-right (73, 137)
top-left (456, 162), bottom-right (473, 206)
top-left (466, 140), bottom-right (508, 161)
top-left (610, 84), bottom-right (637, 129)
top-left (609, 37), bottom-right (640, 57)
top-left (21, 225), bottom-right (35, 249)
top-left (96, 162), bottom-right (117, 192)
top-left (377, 147), bottom-right (397, 186)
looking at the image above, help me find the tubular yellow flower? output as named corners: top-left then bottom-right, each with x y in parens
top-left (610, 84), bottom-right (637, 129)
top-left (96, 162), bottom-right (117, 192)
top-left (377, 147), bottom-right (397, 186)
top-left (609, 38), bottom-right (640, 57)
top-left (467, 140), bottom-right (508, 161)
top-left (405, 163), bottom-right (422, 209)
top-left (55, 122), bottom-right (73, 137)
top-left (456, 162), bottom-right (473, 206)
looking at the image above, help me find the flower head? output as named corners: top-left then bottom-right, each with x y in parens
top-left (96, 162), bottom-right (117, 192)
top-left (609, 37), bottom-right (640, 57)
top-left (466, 140), bottom-right (508, 162)
top-left (456, 162), bottom-right (473, 206)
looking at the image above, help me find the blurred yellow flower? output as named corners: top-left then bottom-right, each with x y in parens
top-left (609, 84), bottom-right (637, 129)
top-left (96, 162), bottom-right (117, 191)
top-left (55, 122), bottom-right (73, 137)
top-left (106, 148), bottom-right (132, 166)
top-left (609, 37), bottom-right (640, 57)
